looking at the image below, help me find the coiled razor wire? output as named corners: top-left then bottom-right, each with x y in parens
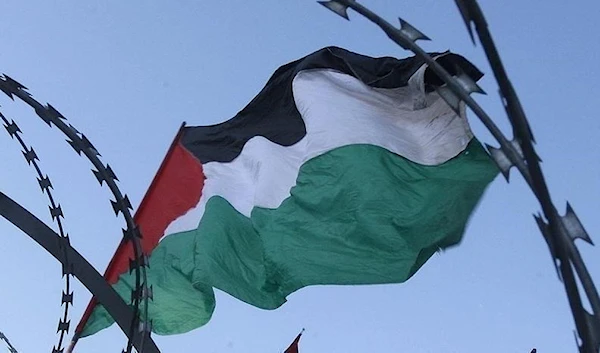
top-left (317, 0), bottom-right (600, 352)
top-left (0, 191), bottom-right (161, 353)
top-left (0, 111), bottom-right (73, 353)
top-left (0, 76), bottom-right (152, 353)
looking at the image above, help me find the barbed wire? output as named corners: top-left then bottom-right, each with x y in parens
top-left (0, 111), bottom-right (73, 353)
top-left (0, 191), bottom-right (161, 353)
top-left (318, 0), bottom-right (599, 352)
top-left (0, 76), bottom-right (152, 353)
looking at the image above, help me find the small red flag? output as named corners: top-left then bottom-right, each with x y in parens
top-left (284, 330), bottom-right (304, 353)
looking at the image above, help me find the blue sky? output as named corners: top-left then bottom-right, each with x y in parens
top-left (0, 1), bottom-right (599, 352)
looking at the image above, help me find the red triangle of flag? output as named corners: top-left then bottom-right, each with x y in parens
top-left (284, 331), bottom-right (303, 353)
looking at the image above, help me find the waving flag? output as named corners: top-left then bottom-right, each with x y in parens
top-left (74, 46), bottom-right (497, 340)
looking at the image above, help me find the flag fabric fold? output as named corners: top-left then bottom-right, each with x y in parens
top-left (76, 46), bottom-right (498, 338)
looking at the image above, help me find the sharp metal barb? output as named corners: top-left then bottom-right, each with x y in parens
top-left (318, 0), bottom-right (350, 20)
top-left (484, 139), bottom-right (523, 181)
top-left (52, 347), bottom-right (63, 353)
top-left (436, 71), bottom-right (485, 115)
top-left (131, 284), bottom-right (154, 303)
top-left (36, 107), bottom-right (54, 126)
top-left (398, 18), bottom-right (430, 45)
top-left (129, 254), bottom-right (149, 274)
top-left (37, 175), bottom-right (53, 192)
top-left (22, 147), bottom-right (38, 165)
top-left (47, 104), bottom-right (65, 120)
top-left (106, 164), bottom-right (119, 182)
top-left (80, 134), bottom-right (100, 156)
top-left (61, 292), bottom-right (74, 305)
top-left (110, 195), bottom-right (133, 216)
top-left (66, 135), bottom-right (99, 157)
top-left (56, 320), bottom-right (70, 334)
top-left (49, 204), bottom-right (64, 220)
top-left (122, 195), bottom-right (133, 210)
top-left (36, 104), bottom-right (64, 126)
top-left (67, 123), bottom-right (81, 136)
top-left (92, 169), bottom-right (104, 185)
top-left (66, 138), bottom-right (83, 155)
top-left (129, 258), bottom-right (148, 273)
top-left (0, 74), bottom-right (27, 99)
top-left (455, 71), bottom-right (486, 95)
top-left (2, 75), bottom-right (27, 91)
top-left (92, 164), bottom-right (119, 186)
top-left (485, 144), bottom-right (511, 180)
top-left (562, 203), bottom-right (593, 245)
top-left (122, 226), bottom-right (142, 241)
top-left (0, 80), bottom-right (15, 99)
top-left (454, 0), bottom-right (476, 43)
top-left (499, 88), bottom-right (536, 144)
top-left (4, 120), bottom-right (21, 137)
top-left (534, 213), bottom-right (562, 281)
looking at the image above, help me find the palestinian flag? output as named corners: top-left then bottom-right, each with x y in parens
top-left (75, 46), bottom-right (498, 338)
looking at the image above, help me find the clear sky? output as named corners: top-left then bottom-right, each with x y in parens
top-left (0, 1), bottom-right (599, 352)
